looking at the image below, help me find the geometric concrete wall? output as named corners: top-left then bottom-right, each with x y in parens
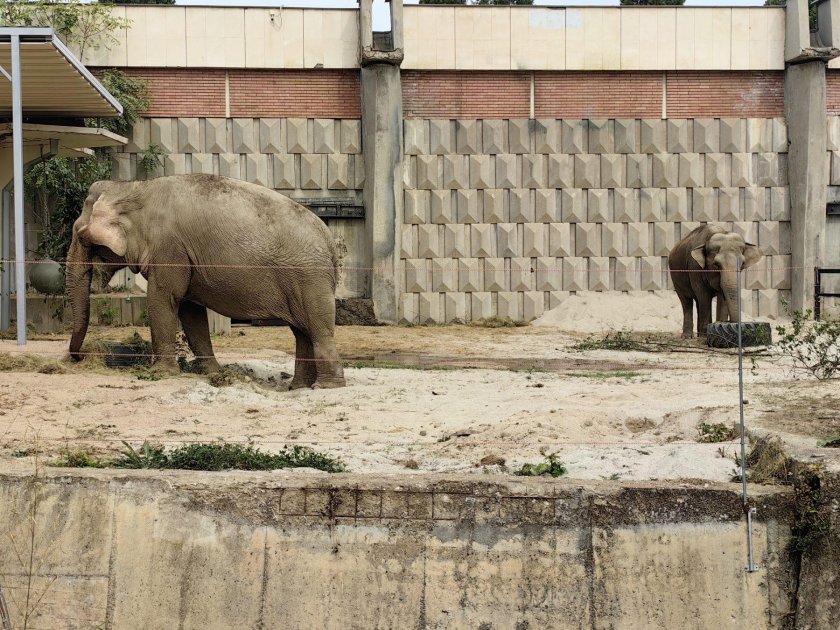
top-left (400, 117), bottom-right (792, 323)
top-left (112, 117), bottom-right (367, 298)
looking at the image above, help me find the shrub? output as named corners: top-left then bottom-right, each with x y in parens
top-left (775, 310), bottom-right (840, 380)
top-left (514, 452), bottom-right (567, 478)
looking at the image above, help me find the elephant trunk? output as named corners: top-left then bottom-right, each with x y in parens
top-left (719, 269), bottom-right (741, 323)
top-left (67, 235), bottom-right (92, 360)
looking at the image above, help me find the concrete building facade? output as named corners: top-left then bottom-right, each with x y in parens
top-left (70, 1), bottom-right (840, 324)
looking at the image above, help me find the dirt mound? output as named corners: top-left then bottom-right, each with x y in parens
top-left (533, 292), bottom-right (683, 333)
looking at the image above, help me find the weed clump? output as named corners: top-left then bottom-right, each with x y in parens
top-left (514, 452), bottom-right (567, 478)
top-left (469, 316), bottom-right (528, 329)
top-left (572, 330), bottom-right (646, 352)
top-left (732, 435), bottom-right (793, 484)
top-left (697, 422), bottom-right (739, 443)
top-left (51, 440), bottom-right (346, 473)
top-left (818, 436), bottom-right (840, 448)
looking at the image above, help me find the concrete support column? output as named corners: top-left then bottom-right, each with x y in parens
top-left (784, 0), bottom-right (840, 312)
top-left (359, 0), bottom-right (404, 323)
top-left (785, 63), bottom-right (828, 312)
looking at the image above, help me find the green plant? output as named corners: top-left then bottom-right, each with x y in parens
top-left (697, 422), bottom-right (739, 443)
top-left (514, 452), bottom-right (567, 478)
top-left (52, 450), bottom-right (107, 468)
top-left (105, 440), bottom-right (347, 473)
top-left (790, 466), bottom-right (831, 553)
top-left (95, 298), bottom-right (119, 325)
top-left (137, 143), bottom-right (166, 177)
top-left (572, 330), bottom-right (646, 352)
top-left (0, 0), bottom-right (131, 61)
top-left (775, 309), bottom-right (840, 380)
top-left (90, 69), bottom-right (151, 136)
top-left (818, 436), bottom-right (840, 448)
top-left (468, 316), bottom-right (528, 329)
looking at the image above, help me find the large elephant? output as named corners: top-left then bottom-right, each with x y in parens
top-left (668, 224), bottom-right (762, 338)
top-left (66, 175), bottom-right (345, 389)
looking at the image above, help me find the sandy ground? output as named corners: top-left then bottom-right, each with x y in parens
top-left (0, 294), bottom-right (840, 481)
top-left (1, 311), bottom-right (838, 481)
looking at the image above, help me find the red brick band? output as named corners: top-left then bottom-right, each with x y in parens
top-left (827, 70), bottom-right (840, 115)
top-left (101, 68), bottom-right (785, 120)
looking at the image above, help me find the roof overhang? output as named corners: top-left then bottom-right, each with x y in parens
top-left (0, 27), bottom-right (123, 118)
top-left (0, 122), bottom-right (127, 151)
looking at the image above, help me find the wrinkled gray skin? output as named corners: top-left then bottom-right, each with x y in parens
top-left (668, 225), bottom-right (762, 339)
top-left (67, 175), bottom-right (345, 389)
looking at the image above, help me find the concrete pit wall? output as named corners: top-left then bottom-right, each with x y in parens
top-left (0, 469), bottom-right (805, 629)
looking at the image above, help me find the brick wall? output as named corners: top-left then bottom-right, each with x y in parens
top-left (402, 71), bottom-right (531, 119)
top-left (827, 71), bottom-right (840, 115)
top-left (121, 68), bottom-right (226, 118)
top-left (229, 70), bottom-right (360, 118)
top-left (665, 71), bottom-right (784, 119)
top-left (534, 72), bottom-right (662, 119)
top-left (115, 69), bottom-right (360, 119)
top-left (403, 71), bottom-right (785, 120)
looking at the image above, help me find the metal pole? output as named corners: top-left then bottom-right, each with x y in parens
top-left (1, 189), bottom-right (10, 330)
top-left (11, 34), bottom-right (26, 345)
top-left (737, 264), bottom-right (759, 573)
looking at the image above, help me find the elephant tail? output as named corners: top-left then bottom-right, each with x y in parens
top-left (331, 237), bottom-right (347, 292)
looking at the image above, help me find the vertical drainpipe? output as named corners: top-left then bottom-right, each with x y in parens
top-left (784, 0), bottom-right (839, 312)
top-left (359, 0), bottom-right (404, 323)
top-left (11, 33), bottom-right (27, 344)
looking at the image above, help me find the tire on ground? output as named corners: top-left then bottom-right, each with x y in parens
top-left (706, 322), bottom-right (772, 348)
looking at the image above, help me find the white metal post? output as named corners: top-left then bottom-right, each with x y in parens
top-left (737, 264), bottom-right (758, 573)
top-left (11, 34), bottom-right (26, 345)
top-left (1, 189), bottom-right (9, 330)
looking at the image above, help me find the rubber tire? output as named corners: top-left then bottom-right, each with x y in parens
top-left (706, 322), bottom-right (772, 348)
top-left (104, 343), bottom-right (152, 368)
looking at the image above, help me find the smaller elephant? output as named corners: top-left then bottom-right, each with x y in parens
top-left (668, 225), bottom-right (762, 338)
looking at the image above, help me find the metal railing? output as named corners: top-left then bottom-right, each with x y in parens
top-left (814, 267), bottom-right (840, 320)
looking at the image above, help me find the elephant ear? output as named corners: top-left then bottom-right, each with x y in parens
top-left (77, 197), bottom-right (127, 257)
top-left (742, 244), bottom-right (762, 269)
top-left (690, 245), bottom-right (706, 268)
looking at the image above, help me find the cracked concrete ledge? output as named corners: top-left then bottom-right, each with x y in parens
top-left (0, 466), bottom-right (805, 629)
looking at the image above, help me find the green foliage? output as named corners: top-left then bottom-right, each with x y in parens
top-left (697, 422), bottom-right (739, 443)
top-left (25, 156), bottom-right (111, 261)
top-left (95, 298), bottom-right (118, 325)
top-left (53, 450), bottom-right (107, 468)
top-left (468, 316), bottom-right (528, 328)
top-left (620, 0), bottom-right (685, 5)
top-left (0, 0), bottom-right (131, 61)
top-left (818, 436), bottom-right (840, 448)
top-left (775, 309), bottom-right (840, 380)
top-left (112, 441), bottom-right (346, 472)
top-left (572, 330), bottom-right (646, 352)
top-left (514, 452), bottom-right (566, 478)
top-left (89, 69), bottom-right (151, 136)
top-left (791, 467), bottom-right (831, 553)
top-left (137, 143), bottom-right (166, 177)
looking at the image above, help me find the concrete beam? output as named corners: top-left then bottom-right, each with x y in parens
top-left (785, 62), bottom-right (828, 313)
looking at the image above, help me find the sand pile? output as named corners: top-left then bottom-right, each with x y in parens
top-left (532, 291), bottom-right (685, 333)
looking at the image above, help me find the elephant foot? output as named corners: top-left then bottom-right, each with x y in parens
top-left (288, 378), bottom-right (310, 390)
top-left (189, 358), bottom-right (222, 375)
top-left (151, 358), bottom-right (181, 376)
top-left (681, 332), bottom-right (694, 340)
top-left (311, 377), bottom-right (346, 390)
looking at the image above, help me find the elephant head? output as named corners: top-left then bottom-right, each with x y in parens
top-left (66, 181), bottom-right (133, 360)
top-left (690, 231), bottom-right (762, 320)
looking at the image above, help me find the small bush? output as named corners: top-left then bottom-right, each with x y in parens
top-left (53, 450), bottom-right (106, 468)
top-left (732, 435), bottom-right (793, 484)
top-left (775, 309), bottom-right (840, 380)
top-left (469, 316), bottom-right (528, 328)
top-left (572, 330), bottom-right (646, 352)
top-left (514, 452), bottom-right (567, 478)
top-left (697, 422), bottom-right (739, 443)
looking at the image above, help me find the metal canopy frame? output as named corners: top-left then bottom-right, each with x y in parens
top-left (0, 27), bottom-right (123, 345)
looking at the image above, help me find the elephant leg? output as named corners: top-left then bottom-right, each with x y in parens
top-left (696, 293), bottom-right (714, 337)
top-left (146, 274), bottom-right (188, 374)
top-left (310, 332), bottom-right (346, 389)
top-left (289, 326), bottom-right (317, 390)
top-left (715, 293), bottom-right (730, 322)
top-left (178, 301), bottom-right (221, 374)
top-left (678, 293), bottom-right (695, 339)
